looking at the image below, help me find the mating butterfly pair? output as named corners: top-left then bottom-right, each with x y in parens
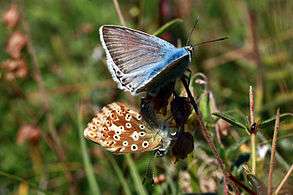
top-left (84, 25), bottom-right (192, 154)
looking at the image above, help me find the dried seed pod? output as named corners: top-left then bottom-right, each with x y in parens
top-left (1, 58), bottom-right (28, 80)
top-left (2, 4), bottom-right (20, 29)
top-left (153, 174), bottom-right (166, 185)
top-left (172, 131), bottom-right (194, 160)
top-left (5, 31), bottom-right (27, 59)
top-left (17, 124), bottom-right (41, 145)
top-left (171, 95), bottom-right (192, 127)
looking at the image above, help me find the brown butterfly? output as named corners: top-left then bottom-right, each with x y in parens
top-left (84, 102), bottom-right (173, 155)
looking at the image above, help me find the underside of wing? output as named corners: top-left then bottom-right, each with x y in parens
top-left (99, 25), bottom-right (176, 94)
top-left (84, 102), bottom-right (163, 154)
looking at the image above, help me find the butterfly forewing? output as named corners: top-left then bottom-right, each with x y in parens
top-left (100, 25), bottom-right (190, 95)
top-left (84, 102), bottom-right (163, 154)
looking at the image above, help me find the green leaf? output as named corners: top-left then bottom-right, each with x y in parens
top-left (106, 154), bottom-right (132, 195)
top-left (225, 137), bottom-right (249, 159)
top-left (78, 109), bottom-right (101, 195)
top-left (199, 91), bottom-right (212, 123)
top-left (212, 112), bottom-right (250, 134)
top-left (125, 155), bottom-right (147, 195)
top-left (246, 174), bottom-right (267, 194)
top-left (259, 113), bottom-right (293, 129)
top-left (153, 19), bottom-right (184, 36)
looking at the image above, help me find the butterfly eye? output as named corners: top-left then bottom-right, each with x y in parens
top-left (106, 120), bottom-right (111, 126)
top-left (110, 112), bottom-right (115, 119)
top-left (125, 123), bottom-right (132, 128)
top-left (131, 131), bottom-right (139, 141)
top-left (116, 70), bottom-right (123, 77)
top-left (115, 129), bottom-right (122, 135)
top-left (139, 131), bottom-right (146, 137)
top-left (91, 125), bottom-right (97, 131)
top-left (136, 114), bottom-right (142, 120)
top-left (119, 126), bottom-right (124, 131)
top-left (125, 114), bottom-right (132, 121)
top-left (139, 125), bottom-right (145, 130)
top-left (142, 141), bottom-right (149, 148)
top-left (113, 135), bottom-right (120, 141)
top-left (131, 144), bottom-right (138, 151)
top-left (122, 141), bottom-right (128, 146)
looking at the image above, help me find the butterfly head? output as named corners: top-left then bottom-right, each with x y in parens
top-left (184, 46), bottom-right (194, 63)
top-left (185, 45), bottom-right (194, 54)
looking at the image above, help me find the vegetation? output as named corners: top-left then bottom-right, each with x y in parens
top-left (0, 0), bottom-right (292, 194)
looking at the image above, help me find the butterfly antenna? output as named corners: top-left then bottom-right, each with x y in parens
top-left (186, 16), bottom-right (199, 46)
top-left (193, 36), bottom-right (229, 47)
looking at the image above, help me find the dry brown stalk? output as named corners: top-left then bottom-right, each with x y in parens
top-left (268, 109), bottom-right (280, 195)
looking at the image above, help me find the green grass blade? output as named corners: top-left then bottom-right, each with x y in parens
top-left (153, 19), bottom-right (184, 36)
top-left (125, 154), bottom-right (147, 195)
top-left (106, 154), bottom-right (132, 195)
top-left (78, 109), bottom-right (101, 195)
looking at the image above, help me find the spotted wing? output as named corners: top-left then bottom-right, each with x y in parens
top-left (99, 25), bottom-right (177, 95)
top-left (84, 102), bottom-right (163, 154)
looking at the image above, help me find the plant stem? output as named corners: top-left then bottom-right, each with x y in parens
top-left (0, 170), bottom-right (45, 193)
top-left (21, 5), bottom-right (77, 194)
top-left (229, 174), bottom-right (256, 195)
top-left (112, 0), bottom-right (126, 26)
top-left (268, 109), bottom-right (280, 195)
top-left (275, 164), bottom-right (293, 195)
top-left (249, 86), bottom-right (256, 174)
top-left (181, 78), bottom-right (224, 170)
top-left (78, 106), bottom-right (101, 195)
top-left (181, 78), bottom-right (256, 194)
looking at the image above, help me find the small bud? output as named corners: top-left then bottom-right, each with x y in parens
top-left (172, 132), bottom-right (194, 160)
top-left (6, 31), bottom-right (27, 59)
top-left (17, 124), bottom-right (41, 145)
top-left (153, 174), bottom-right (166, 185)
top-left (1, 58), bottom-right (28, 80)
top-left (171, 96), bottom-right (192, 127)
top-left (2, 4), bottom-right (20, 29)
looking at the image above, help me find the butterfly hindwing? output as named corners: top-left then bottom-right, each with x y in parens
top-left (84, 102), bottom-right (164, 154)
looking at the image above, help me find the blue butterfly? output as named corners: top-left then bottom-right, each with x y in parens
top-left (99, 25), bottom-right (193, 96)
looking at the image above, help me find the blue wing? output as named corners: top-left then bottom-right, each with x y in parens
top-left (99, 25), bottom-right (190, 95)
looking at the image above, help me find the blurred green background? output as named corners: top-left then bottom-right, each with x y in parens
top-left (0, 0), bottom-right (292, 194)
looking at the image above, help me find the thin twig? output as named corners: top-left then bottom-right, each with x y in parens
top-left (249, 86), bottom-right (256, 174)
top-left (257, 133), bottom-right (290, 171)
top-left (268, 109), bottom-right (280, 195)
top-left (112, 0), bottom-right (126, 26)
top-left (20, 5), bottom-right (78, 194)
top-left (228, 174), bottom-right (256, 195)
top-left (181, 78), bottom-right (224, 170)
top-left (0, 170), bottom-right (45, 193)
top-left (78, 105), bottom-right (101, 195)
top-left (181, 78), bottom-right (255, 194)
top-left (275, 164), bottom-right (293, 194)
top-left (247, 6), bottom-right (264, 116)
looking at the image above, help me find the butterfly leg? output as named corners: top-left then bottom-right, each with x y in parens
top-left (155, 149), bottom-right (167, 157)
top-left (184, 68), bottom-right (192, 86)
